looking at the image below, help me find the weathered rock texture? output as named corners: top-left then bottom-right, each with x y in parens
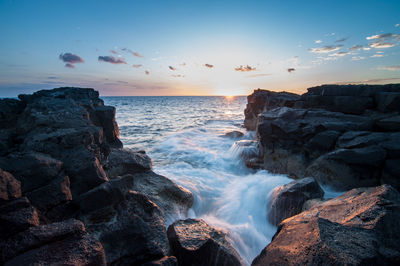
top-left (268, 177), bottom-right (324, 226)
top-left (244, 84), bottom-right (400, 190)
top-left (167, 219), bottom-right (243, 266)
top-left (0, 87), bottom-right (193, 265)
top-left (253, 185), bottom-right (400, 265)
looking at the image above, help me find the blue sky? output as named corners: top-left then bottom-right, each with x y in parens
top-left (0, 0), bottom-right (399, 96)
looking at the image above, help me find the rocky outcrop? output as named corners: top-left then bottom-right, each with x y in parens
top-left (253, 185), bottom-right (400, 265)
top-left (167, 219), bottom-right (243, 266)
top-left (244, 89), bottom-right (300, 130)
top-left (245, 84), bottom-right (400, 190)
top-left (268, 177), bottom-right (324, 226)
top-left (1, 219), bottom-right (106, 265)
top-left (0, 87), bottom-right (193, 265)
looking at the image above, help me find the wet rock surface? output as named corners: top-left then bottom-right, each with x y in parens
top-left (253, 185), bottom-right (400, 266)
top-left (245, 84), bottom-right (400, 190)
top-left (0, 87), bottom-right (194, 265)
top-left (167, 218), bottom-right (243, 266)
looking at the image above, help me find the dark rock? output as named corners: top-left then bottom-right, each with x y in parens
top-left (0, 197), bottom-right (40, 239)
top-left (382, 159), bottom-right (400, 191)
top-left (0, 169), bottom-right (21, 203)
top-left (253, 185), bottom-right (400, 266)
top-left (0, 98), bottom-right (25, 129)
top-left (132, 171), bottom-right (194, 219)
top-left (244, 89), bottom-right (300, 130)
top-left (337, 131), bottom-right (389, 149)
top-left (104, 148), bottom-right (152, 177)
top-left (167, 219), bottom-right (243, 266)
top-left (0, 152), bottom-right (65, 193)
top-left (92, 105), bottom-right (123, 148)
top-left (376, 115), bottom-right (400, 131)
top-left (221, 131), bottom-right (244, 138)
top-left (306, 146), bottom-right (386, 190)
top-left (76, 180), bottom-right (169, 265)
top-left (142, 256), bottom-right (178, 266)
top-left (304, 130), bottom-right (340, 158)
top-left (268, 177), bottom-right (324, 226)
top-left (375, 91), bottom-right (400, 113)
top-left (1, 219), bottom-right (106, 265)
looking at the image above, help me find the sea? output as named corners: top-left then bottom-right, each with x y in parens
top-left (103, 96), bottom-right (341, 265)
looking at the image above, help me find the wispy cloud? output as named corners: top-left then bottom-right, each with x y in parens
top-left (396, 24), bottom-right (400, 28)
top-left (247, 73), bottom-right (271, 78)
top-left (171, 74), bottom-right (185, 78)
top-left (369, 41), bottom-right (395, 48)
top-left (351, 56), bottom-right (365, 61)
top-left (98, 56), bottom-right (127, 64)
top-left (349, 45), bottom-right (363, 51)
top-left (315, 40), bottom-right (322, 44)
top-left (59, 52), bottom-right (84, 68)
top-left (309, 45), bottom-right (343, 53)
top-left (366, 33), bottom-right (395, 40)
top-left (204, 64), bottom-right (214, 68)
top-left (121, 48), bottom-right (144, 57)
top-left (132, 64), bottom-right (142, 68)
top-left (145, 70), bottom-right (150, 75)
top-left (329, 51), bottom-right (351, 57)
top-left (235, 65), bottom-right (256, 72)
top-left (110, 49), bottom-right (119, 55)
top-left (371, 54), bottom-right (384, 58)
top-left (287, 68), bottom-right (295, 73)
top-left (377, 65), bottom-right (400, 71)
top-left (169, 66), bottom-right (176, 71)
top-left (335, 37), bottom-right (348, 43)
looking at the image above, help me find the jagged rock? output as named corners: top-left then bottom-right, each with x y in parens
top-left (104, 148), bottom-right (152, 177)
top-left (268, 177), bottom-right (324, 225)
top-left (0, 169), bottom-right (21, 203)
top-left (0, 197), bottom-right (40, 239)
top-left (0, 152), bottom-right (65, 193)
top-left (244, 89), bottom-right (300, 130)
top-left (382, 159), bottom-right (400, 193)
top-left (249, 85), bottom-right (400, 190)
top-left (132, 171), bottom-right (194, 220)
top-left (253, 185), bottom-right (400, 266)
top-left (167, 219), bottom-right (243, 266)
top-left (76, 177), bottom-right (169, 264)
top-left (1, 219), bottom-right (106, 265)
top-left (306, 146), bottom-right (387, 190)
top-left (142, 256), bottom-right (178, 266)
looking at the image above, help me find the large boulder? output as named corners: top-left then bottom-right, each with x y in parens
top-left (252, 185), bottom-right (400, 265)
top-left (167, 219), bottom-right (243, 266)
top-left (0, 219), bottom-right (106, 265)
top-left (104, 148), bottom-right (152, 177)
top-left (75, 175), bottom-right (170, 265)
top-left (268, 177), bottom-right (324, 226)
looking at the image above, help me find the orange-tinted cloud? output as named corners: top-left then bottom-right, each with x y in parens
top-left (205, 64), bottom-right (214, 68)
top-left (287, 68), bottom-right (295, 73)
top-left (169, 66), bottom-right (176, 71)
top-left (235, 65), bottom-right (256, 72)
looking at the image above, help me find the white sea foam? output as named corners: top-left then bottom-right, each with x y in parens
top-left (103, 96), bottom-right (344, 265)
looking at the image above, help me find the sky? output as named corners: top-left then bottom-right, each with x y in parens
top-left (0, 0), bottom-right (400, 97)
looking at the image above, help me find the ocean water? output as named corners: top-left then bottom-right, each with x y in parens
top-left (103, 96), bottom-right (340, 265)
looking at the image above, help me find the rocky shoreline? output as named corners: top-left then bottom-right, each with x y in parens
top-left (1, 85), bottom-right (399, 265)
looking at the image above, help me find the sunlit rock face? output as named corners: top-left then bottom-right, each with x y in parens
top-left (253, 185), bottom-right (400, 266)
top-left (246, 84), bottom-right (400, 190)
top-left (167, 219), bottom-right (243, 266)
top-left (0, 87), bottom-right (194, 265)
